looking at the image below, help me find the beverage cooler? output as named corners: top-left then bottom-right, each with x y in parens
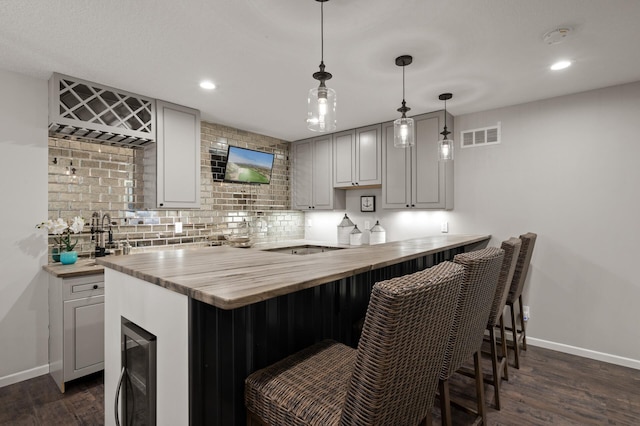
top-left (116, 317), bottom-right (157, 425)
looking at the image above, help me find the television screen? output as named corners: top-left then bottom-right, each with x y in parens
top-left (223, 146), bottom-right (275, 184)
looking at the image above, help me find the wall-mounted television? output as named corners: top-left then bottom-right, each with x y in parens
top-left (223, 146), bottom-right (275, 185)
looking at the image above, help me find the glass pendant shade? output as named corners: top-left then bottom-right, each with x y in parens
top-left (307, 84), bottom-right (337, 132)
top-left (438, 138), bottom-right (454, 161)
top-left (393, 116), bottom-right (415, 148)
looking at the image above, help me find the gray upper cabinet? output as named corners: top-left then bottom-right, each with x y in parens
top-left (333, 124), bottom-right (382, 188)
top-left (381, 120), bottom-right (411, 208)
top-left (292, 139), bottom-right (313, 209)
top-left (333, 130), bottom-right (355, 187)
top-left (292, 135), bottom-right (345, 210)
top-left (144, 100), bottom-right (201, 209)
top-left (381, 111), bottom-right (454, 210)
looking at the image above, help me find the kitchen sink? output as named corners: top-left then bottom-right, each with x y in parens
top-left (263, 245), bottom-right (344, 255)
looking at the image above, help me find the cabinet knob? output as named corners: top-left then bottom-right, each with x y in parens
top-left (93, 284), bottom-right (98, 290)
top-left (312, 206), bottom-right (315, 209)
top-left (351, 182), bottom-right (355, 186)
top-left (355, 182), bottom-right (359, 186)
top-left (411, 204), bottom-right (415, 207)
top-left (159, 203), bottom-right (164, 207)
top-left (406, 204), bottom-right (409, 207)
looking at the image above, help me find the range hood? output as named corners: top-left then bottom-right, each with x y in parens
top-left (48, 73), bottom-right (155, 148)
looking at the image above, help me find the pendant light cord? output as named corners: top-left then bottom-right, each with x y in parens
top-left (443, 97), bottom-right (447, 128)
top-left (402, 64), bottom-right (406, 102)
top-left (320, 2), bottom-right (324, 64)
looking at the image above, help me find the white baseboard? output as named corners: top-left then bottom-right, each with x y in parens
top-left (528, 337), bottom-right (640, 370)
top-left (0, 364), bottom-right (49, 388)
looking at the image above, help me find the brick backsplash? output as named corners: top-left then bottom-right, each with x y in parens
top-left (46, 121), bottom-right (304, 259)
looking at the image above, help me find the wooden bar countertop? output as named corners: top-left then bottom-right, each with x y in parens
top-left (43, 258), bottom-right (105, 278)
top-left (96, 234), bottom-right (490, 310)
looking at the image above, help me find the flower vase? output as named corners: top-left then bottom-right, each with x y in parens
top-left (60, 251), bottom-right (78, 265)
top-left (52, 247), bottom-right (61, 263)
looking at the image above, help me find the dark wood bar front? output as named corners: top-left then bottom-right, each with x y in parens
top-left (187, 236), bottom-right (489, 424)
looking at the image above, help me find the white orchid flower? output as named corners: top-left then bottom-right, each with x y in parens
top-left (69, 216), bottom-right (85, 234)
top-left (36, 216), bottom-right (85, 253)
top-left (51, 218), bottom-right (69, 235)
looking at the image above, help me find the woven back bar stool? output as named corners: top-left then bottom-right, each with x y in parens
top-left (245, 261), bottom-right (465, 426)
top-left (506, 232), bottom-right (537, 369)
top-left (484, 238), bottom-right (521, 409)
top-left (438, 247), bottom-right (504, 426)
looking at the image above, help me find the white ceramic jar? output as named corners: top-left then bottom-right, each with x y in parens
top-left (349, 224), bottom-right (362, 246)
top-left (369, 220), bottom-right (386, 245)
top-left (337, 214), bottom-right (355, 245)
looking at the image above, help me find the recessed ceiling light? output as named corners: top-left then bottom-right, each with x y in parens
top-left (550, 60), bottom-right (572, 71)
top-left (199, 81), bottom-right (216, 90)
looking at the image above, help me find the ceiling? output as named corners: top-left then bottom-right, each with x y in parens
top-left (2, 0), bottom-right (640, 142)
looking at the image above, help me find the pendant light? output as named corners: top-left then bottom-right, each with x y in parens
top-left (438, 93), bottom-right (454, 161)
top-left (307, 0), bottom-right (336, 132)
top-left (393, 55), bottom-right (415, 148)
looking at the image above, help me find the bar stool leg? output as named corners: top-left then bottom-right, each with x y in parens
top-left (474, 351), bottom-right (487, 425)
top-left (489, 327), bottom-right (501, 410)
top-left (509, 302), bottom-right (521, 369)
top-left (439, 379), bottom-right (453, 426)
top-left (518, 295), bottom-right (527, 350)
top-left (420, 411), bottom-right (433, 426)
top-left (499, 315), bottom-right (509, 381)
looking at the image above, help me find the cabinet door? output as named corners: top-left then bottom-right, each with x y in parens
top-left (63, 295), bottom-right (104, 382)
top-left (312, 135), bottom-right (334, 209)
top-left (355, 124), bottom-right (382, 186)
top-left (292, 140), bottom-right (313, 210)
top-left (333, 130), bottom-right (355, 188)
top-left (412, 112), bottom-right (454, 209)
top-left (381, 121), bottom-right (412, 208)
top-left (156, 100), bottom-right (201, 208)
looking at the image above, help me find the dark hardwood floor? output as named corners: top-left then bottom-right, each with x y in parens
top-left (1, 346), bottom-right (638, 425)
top-left (435, 345), bottom-right (640, 425)
top-left (0, 372), bottom-right (103, 425)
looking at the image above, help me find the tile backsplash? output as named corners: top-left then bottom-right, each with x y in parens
top-left (46, 121), bottom-right (304, 258)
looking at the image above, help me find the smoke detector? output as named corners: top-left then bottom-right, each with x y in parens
top-left (543, 27), bottom-right (573, 45)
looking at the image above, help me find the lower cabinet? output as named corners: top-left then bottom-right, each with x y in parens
top-left (49, 274), bottom-right (105, 392)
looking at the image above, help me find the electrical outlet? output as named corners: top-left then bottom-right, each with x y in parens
top-left (175, 221), bottom-right (182, 233)
top-left (441, 221), bottom-right (449, 233)
top-left (306, 219), bottom-right (313, 227)
top-left (364, 220), bottom-right (370, 230)
top-left (523, 305), bottom-right (530, 321)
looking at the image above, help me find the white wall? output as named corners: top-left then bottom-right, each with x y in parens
top-left (0, 69), bottom-right (49, 386)
top-left (306, 81), bottom-right (640, 367)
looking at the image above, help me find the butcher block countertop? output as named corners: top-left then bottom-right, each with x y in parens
top-left (96, 234), bottom-right (490, 310)
top-left (43, 258), bottom-right (104, 278)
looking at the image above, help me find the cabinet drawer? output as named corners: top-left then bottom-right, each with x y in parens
top-left (62, 275), bottom-right (105, 301)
